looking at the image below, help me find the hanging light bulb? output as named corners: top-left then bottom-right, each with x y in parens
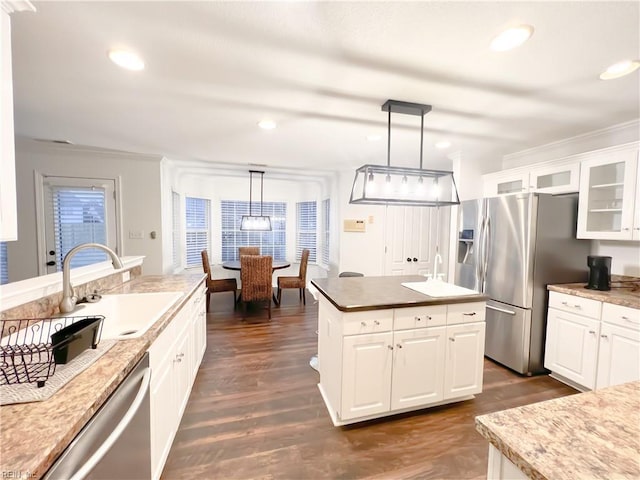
top-left (400, 175), bottom-right (409, 194)
top-left (384, 174), bottom-right (393, 194)
top-left (416, 176), bottom-right (426, 196)
top-left (366, 171), bottom-right (376, 195)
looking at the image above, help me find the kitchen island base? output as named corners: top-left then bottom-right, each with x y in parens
top-left (312, 275), bottom-right (488, 426)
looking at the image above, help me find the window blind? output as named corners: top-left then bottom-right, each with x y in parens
top-left (0, 242), bottom-right (7, 285)
top-left (220, 200), bottom-right (287, 261)
top-left (50, 186), bottom-right (108, 270)
top-left (296, 201), bottom-right (317, 262)
top-left (185, 197), bottom-right (210, 267)
top-left (172, 191), bottom-right (180, 270)
top-left (321, 198), bottom-right (330, 266)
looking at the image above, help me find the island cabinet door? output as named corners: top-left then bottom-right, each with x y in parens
top-left (443, 322), bottom-right (486, 399)
top-left (544, 308), bottom-right (600, 390)
top-left (596, 323), bottom-right (640, 389)
top-left (341, 332), bottom-right (393, 420)
top-left (391, 327), bottom-right (446, 410)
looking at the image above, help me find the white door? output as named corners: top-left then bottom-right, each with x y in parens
top-left (443, 322), bottom-right (485, 399)
top-left (391, 326), bottom-right (445, 410)
top-left (596, 323), bottom-right (640, 389)
top-left (384, 206), bottom-right (434, 276)
top-left (341, 332), bottom-right (393, 420)
top-left (544, 309), bottom-right (600, 389)
top-left (42, 176), bottom-right (118, 274)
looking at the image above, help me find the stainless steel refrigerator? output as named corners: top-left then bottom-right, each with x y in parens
top-left (454, 193), bottom-right (590, 375)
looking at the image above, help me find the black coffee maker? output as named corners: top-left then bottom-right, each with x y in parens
top-left (586, 256), bottom-right (612, 291)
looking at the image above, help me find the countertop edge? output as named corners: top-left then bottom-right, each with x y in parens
top-left (547, 283), bottom-right (639, 309)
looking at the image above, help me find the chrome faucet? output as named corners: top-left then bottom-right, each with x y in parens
top-left (59, 243), bottom-right (123, 313)
top-left (432, 250), bottom-right (443, 281)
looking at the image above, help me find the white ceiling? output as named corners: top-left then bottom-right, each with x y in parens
top-left (10, 1), bottom-right (640, 173)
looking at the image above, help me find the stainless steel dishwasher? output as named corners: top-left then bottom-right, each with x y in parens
top-left (44, 353), bottom-right (151, 480)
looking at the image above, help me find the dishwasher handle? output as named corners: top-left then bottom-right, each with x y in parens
top-left (69, 367), bottom-right (151, 480)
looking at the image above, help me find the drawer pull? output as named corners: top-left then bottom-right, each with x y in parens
top-left (396, 343), bottom-right (403, 349)
top-left (622, 316), bottom-right (640, 324)
top-left (588, 330), bottom-right (596, 335)
top-left (449, 337), bottom-right (455, 342)
top-left (361, 321), bottom-right (367, 327)
top-left (561, 301), bottom-right (581, 309)
top-left (426, 316), bottom-right (432, 320)
top-left (600, 334), bottom-right (609, 339)
top-left (463, 312), bottom-right (477, 316)
top-left (374, 320), bottom-right (380, 326)
top-left (415, 316), bottom-right (422, 321)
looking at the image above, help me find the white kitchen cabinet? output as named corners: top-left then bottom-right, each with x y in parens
top-left (634, 159), bottom-right (640, 241)
top-left (342, 331), bottom-right (393, 420)
top-left (318, 299), bottom-right (486, 425)
top-left (1, 8), bottom-right (17, 241)
top-left (444, 322), bottom-right (486, 399)
top-left (483, 171), bottom-right (530, 197)
top-left (529, 161), bottom-right (580, 195)
top-left (148, 284), bottom-right (206, 480)
top-left (577, 145), bottom-right (639, 240)
top-left (544, 308), bottom-right (600, 390)
top-left (391, 326), bottom-right (446, 410)
top-left (545, 291), bottom-right (640, 391)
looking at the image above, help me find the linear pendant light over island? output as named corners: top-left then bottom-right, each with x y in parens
top-left (240, 170), bottom-right (272, 231)
top-left (349, 100), bottom-right (460, 207)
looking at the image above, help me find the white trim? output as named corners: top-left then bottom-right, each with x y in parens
top-left (1, 1), bottom-right (35, 14)
top-left (503, 120), bottom-right (640, 170)
top-left (0, 256), bottom-right (144, 311)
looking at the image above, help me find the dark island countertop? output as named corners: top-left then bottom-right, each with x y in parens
top-left (311, 275), bottom-right (488, 312)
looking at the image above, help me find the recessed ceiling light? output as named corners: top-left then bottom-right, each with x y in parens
top-left (490, 25), bottom-right (534, 52)
top-left (366, 134), bottom-right (382, 142)
top-left (258, 119), bottom-right (277, 130)
top-left (435, 141), bottom-right (451, 149)
top-left (599, 60), bottom-right (640, 80)
top-left (108, 49), bottom-right (145, 71)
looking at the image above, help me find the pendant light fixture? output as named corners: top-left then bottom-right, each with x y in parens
top-left (240, 170), bottom-right (272, 231)
top-left (349, 100), bottom-right (460, 207)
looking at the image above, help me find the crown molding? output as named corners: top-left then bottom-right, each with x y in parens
top-left (503, 119), bottom-right (640, 170)
top-left (1, 0), bottom-right (36, 14)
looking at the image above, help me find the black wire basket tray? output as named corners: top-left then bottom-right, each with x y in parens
top-left (0, 315), bottom-right (104, 388)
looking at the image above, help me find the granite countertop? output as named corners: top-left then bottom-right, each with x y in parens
top-left (311, 275), bottom-right (488, 312)
top-left (475, 381), bottom-right (640, 480)
top-left (0, 274), bottom-right (205, 480)
top-left (548, 275), bottom-right (640, 309)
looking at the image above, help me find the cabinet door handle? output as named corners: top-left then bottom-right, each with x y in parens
top-left (413, 257), bottom-right (418, 262)
top-left (374, 320), bottom-right (380, 325)
top-left (600, 334), bottom-right (609, 339)
top-left (463, 312), bottom-right (477, 316)
top-left (449, 337), bottom-right (455, 342)
top-left (176, 353), bottom-right (185, 358)
top-left (396, 344), bottom-right (403, 349)
top-left (426, 315), bottom-right (432, 320)
top-left (588, 330), bottom-right (596, 335)
top-left (414, 316), bottom-right (422, 321)
top-left (407, 257), bottom-right (412, 262)
top-left (361, 321), bottom-right (367, 327)
top-left (387, 345), bottom-right (394, 350)
top-left (622, 227), bottom-right (630, 231)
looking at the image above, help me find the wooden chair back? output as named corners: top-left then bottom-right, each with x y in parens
top-left (239, 246), bottom-right (260, 257)
top-left (298, 249), bottom-right (310, 281)
top-left (240, 255), bottom-right (272, 302)
top-left (201, 250), bottom-right (212, 280)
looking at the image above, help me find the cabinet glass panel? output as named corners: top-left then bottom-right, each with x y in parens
top-left (586, 161), bottom-right (625, 232)
top-left (536, 170), bottom-right (571, 189)
top-left (497, 180), bottom-right (523, 194)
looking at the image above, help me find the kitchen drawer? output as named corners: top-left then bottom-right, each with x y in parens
top-left (342, 310), bottom-right (393, 335)
top-left (447, 302), bottom-right (486, 325)
top-left (394, 305), bottom-right (447, 330)
top-left (548, 291), bottom-right (601, 319)
top-left (602, 302), bottom-right (640, 331)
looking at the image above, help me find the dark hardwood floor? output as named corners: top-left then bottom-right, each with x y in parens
top-left (161, 290), bottom-right (577, 480)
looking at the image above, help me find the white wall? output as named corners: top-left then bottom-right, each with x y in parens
top-left (8, 138), bottom-right (164, 282)
top-left (591, 241), bottom-right (640, 276)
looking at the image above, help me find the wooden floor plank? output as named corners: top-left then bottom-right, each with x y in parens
top-left (161, 293), bottom-right (576, 479)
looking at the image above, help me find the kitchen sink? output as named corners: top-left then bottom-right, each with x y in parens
top-left (72, 291), bottom-right (183, 340)
top-left (401, 280), bottom-right (479, 298)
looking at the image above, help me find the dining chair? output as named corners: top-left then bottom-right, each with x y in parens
top-left (238, 246), bottom-right (260, 257)
top-left (276, 249), bottom-right (310, 306)
top-left (240, 255), bottom-right (273, 319)
top-left (201, 250), bottom-right (238, 312)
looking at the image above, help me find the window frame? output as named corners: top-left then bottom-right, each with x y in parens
top-left (296, 200), bottom-right (317, 263)
top-left (185, 196), bottom-right (210, 268)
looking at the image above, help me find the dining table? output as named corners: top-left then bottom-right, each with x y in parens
top-left (222, 259), bottom-right (291, 305)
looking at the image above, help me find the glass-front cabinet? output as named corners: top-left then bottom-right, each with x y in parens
top-left (577, 146), bottom-right (639, 240)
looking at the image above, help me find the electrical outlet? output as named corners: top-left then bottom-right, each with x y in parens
top-left (122, 271), bottom-right (131, 283)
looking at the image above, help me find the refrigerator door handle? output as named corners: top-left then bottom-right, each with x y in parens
top-left (482, 216), bottom-right (492, 292)
top-left (486, 304), bottom-right (516, 316)
top-left (477, 216), bottom-right (485, 292)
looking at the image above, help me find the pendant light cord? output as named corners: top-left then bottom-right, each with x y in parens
top-left (387, 107), bottom-right (391, 168)
top-left (248, 171), bottom-right (253, 216)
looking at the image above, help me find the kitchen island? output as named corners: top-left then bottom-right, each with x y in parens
top-left (0, 274), bottom-right (205, 480)
top-left (311, 275), bottom-right (488, 426)
top-left (475, 380), bottom-right (640, 479)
